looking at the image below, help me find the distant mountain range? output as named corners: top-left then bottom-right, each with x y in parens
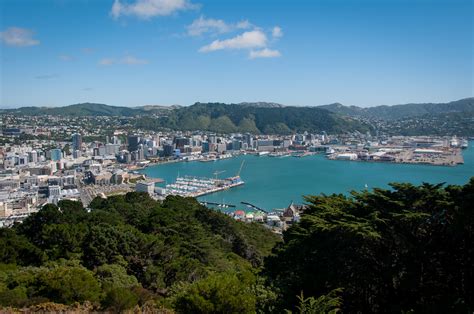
top-left (3, 98), bottom-right (472, 119)
top-left (1, 98), bottom-right (472, 134)
top-left (0, 103), bottom-right (176, 117)
top-left (317, 98), bottom-right (474, 120)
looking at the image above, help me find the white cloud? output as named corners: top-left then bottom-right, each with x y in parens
top-left (59, 55), bottom-right (73, 61)
top-left (236, 20), bottom-right (252, 29)
top-left (187, 16), bottom-right (230, 36)
top-left (249, 48), bottom-right (281, 59)
top-left (99, 55), bottom-right (149, 65)
top-left (272, 26), bottom-right (283, 38)
top-left (0, 27), bottom-right (40, 47)
top-left (81, 47), bottom-right (94, 54)
top-left (187, 16), bottom-right (252, 36)
top-left (121, 55), bottom-right (149, 64)
top-left (99, 58), bottom-right (116, 65)
top-left (199, 30), bottom-right (267, 52)
top-left (111, 0), bottom-right (196, 19)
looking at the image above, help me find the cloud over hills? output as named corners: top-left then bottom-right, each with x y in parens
top-left (111, 0), bottom-right (197, 19)
top-left (0, 27), bottom-right (40, 47)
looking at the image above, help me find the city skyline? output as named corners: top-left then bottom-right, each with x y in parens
top-left (1, 0), bottom-right (473, 108)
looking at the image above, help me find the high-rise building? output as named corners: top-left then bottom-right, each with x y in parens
top-left (72, 133), bottom-right (82, 151)
top-left (128, 135), bottom-right (140, 152)
top-left (163, 144), bottom-right (175, 157)
top-left (137, 145), bottom-right (145, 161)
top-left (50, 149), bottom-right (62, 161)
top-left (73, 150), bottom-right (82, 159)
top-left (175, 137), bottom-right (190, 150)
top-left (28, 150), bottom-right (38, 163)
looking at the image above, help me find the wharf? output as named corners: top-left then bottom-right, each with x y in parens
top-left (200, 201), bottom-right (236, 208)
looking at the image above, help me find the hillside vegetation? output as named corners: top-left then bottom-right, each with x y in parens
top-left (1, 178), bottom-right (473, 313)
top-left (135, 102), bottom-right (370, 134)
top-left (0, 194), bottom-right (279, 312)
top-left (319, 97), bottom-right (474, 120)
top-left (264, 178), bottom-right (474, 313)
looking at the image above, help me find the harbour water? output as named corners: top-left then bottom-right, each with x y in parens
top-left (141, 141), bottom-right (474, 211)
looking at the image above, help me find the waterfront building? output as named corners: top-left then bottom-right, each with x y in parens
top-left (202, 141), bottom-right (210, 153)
top-left (163, 144), bottom-right (175, 157)
top-left (232, 140), bottom-right (242, 151)
top-left (136, 181), bottom-right (155, 195)
top-left (175, 137), bottom-right (190, 150)
top-left (137, 146), bottom-right (145, 161)
top-left (216, 143), bottom-right (226, 153)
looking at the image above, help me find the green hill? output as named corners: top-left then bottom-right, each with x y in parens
top-left (319, 97), bottom-right (474, 120)
top-left (1, 103), bottom-right (141, 116)
top-left (136, 102), bottom-right (371, 134)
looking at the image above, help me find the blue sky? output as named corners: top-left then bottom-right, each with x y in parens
top-left (1, 0), bottom-right (472, 108)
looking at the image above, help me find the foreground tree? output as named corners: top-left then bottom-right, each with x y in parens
top-left (264, 178), bottom-right (474, 313)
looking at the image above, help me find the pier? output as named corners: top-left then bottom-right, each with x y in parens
top-left (199, 201), bottom-right (236, 208)
top-left (241, 201), bottom-right (270, 213)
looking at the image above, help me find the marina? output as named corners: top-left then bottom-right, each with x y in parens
top-left (155, 161), bottom-right (245, 198)
top-left (158, 175), bottom-right (244, 198)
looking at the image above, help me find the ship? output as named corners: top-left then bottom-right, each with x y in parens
top-left (461, 139), bottom-right (468, 149)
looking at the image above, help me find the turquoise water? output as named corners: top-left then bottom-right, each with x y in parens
top-left (141, 142), bottom-right (474, 211)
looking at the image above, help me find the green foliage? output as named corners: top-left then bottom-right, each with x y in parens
top-left (1, 103), bottom-right (142, 117)
top-left (95, 264), bottom-right (139, 290)
top-left (0, 193), bottom-right (279, 311)
top-left (320, 97), bottom-right (474, 121)
top-left (209, 115), bottom-right (237, 133)
top-left (264, 178), bottom-right (474, 313)
top-left (2, 179), bottom-right (472, 312)
top-left (102, 287), bottom-right (139, 312)
top-left (238, 117), bottom-right (260, 133)
top-left (173, 272), bottom-right (256, 314)
top-left (0, 261), bottom-right (100, 306)
top-left (36, 262), bottom-right (101, 304)
top-left (320, 98), bottom-right (474, 136)
top-left (134, 102), bottom-right (371, 134)
top-left (0, 286), bottom-right (29, 308)
top-left (285, 290), bottom-right (343, 314)
top-left (0, 229), bottom-right (45, 266)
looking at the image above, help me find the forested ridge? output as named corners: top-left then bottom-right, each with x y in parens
top-left (135, 102), bottom-right (370, 134)
top-left (1, 178), bottom-right (473, 313)
top-left (319, 97), bottom-right (474, 120)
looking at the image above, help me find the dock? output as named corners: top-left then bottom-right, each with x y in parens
top-left (241, 201), bottom-right (270, 213)
top-left (157, 160), bottom-right (246, 198)
top-left (199, 201), bottom-right (236, 208)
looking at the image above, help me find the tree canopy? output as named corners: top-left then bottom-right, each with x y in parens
top-left (264, 178), bottom-right (474, 313)
top-left (1, 178), bottom-right (473, 312)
